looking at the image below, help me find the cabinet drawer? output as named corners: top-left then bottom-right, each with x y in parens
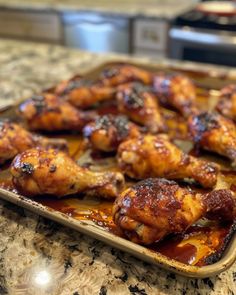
top-left (133, 19), bottom-right (168, 51)
top-left (0, 10), bottom-right (62, 42)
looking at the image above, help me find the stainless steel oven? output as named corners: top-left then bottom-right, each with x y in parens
top-left (169, 26), bottom-right (236, 66)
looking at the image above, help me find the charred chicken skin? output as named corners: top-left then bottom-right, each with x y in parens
top-left (113, 178), bottom-right (236, 245)
top-left (54, 77), bottom-right (115, 109)
top-left (188, 111), bottom-right (236, 164)
top-left (118, 134), bottom-right (219, 188)
top-left (11, 148), bottom-right (124, 199)
top-left (153, 73), bottom-right (197, 116)
top-left (116, 83), bottom-right (166, 133)
top-left (0, 121), bottom-right (67, 164)
top-left (216, 84), bottom-right (236, 120)
top-left (83, 115), bottom-right (140, 152)
top-left (99, 65), bottom-right (153, 87)
top-left (18, 93), bottom-right (95, 132)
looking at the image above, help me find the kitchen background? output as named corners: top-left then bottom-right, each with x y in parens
top-left (0, 0), bottom-right (236, 66)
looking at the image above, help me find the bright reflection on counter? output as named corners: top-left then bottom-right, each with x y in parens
top-left (34, 270), bottom-right (51, 286)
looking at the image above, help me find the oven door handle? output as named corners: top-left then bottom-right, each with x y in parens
top-left (169, 27), bottom-right (236, 48)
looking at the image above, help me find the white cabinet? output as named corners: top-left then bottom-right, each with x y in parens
top-left (0, 10), bottom-right (62, 43)
top-left (133, 18), bottom-right (169, 58)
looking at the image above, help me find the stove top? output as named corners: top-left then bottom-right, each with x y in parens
top-left (174, 10), bottom-right (236, 31)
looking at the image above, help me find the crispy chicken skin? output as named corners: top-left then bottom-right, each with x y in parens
top-left (83, 115), bottom-right (140, 152)
top-left (11, 148), bottom-right (125, 199)
top-left (0, 121), bottom-right (67, 164)
top-left (113, 178), bottom-right (236, 245)
top-left (188, 111), bottom-right (236, 164)
top-left (216, 84), bottom-right (236, 120)
top-left (118, 134), bottom-right (219, 188)
top-left (18, 93), bottom-right (95, 132)
top-left (54, 77), bottom-right (115, 109)
top-left (116, 83), bottom-right (166, 133)
top-left (99, 65), bottom-right (153, 87)
top-left (153, 73), bottom-right (197, 116)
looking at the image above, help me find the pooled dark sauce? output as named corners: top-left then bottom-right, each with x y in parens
top-left (153, 240), bottom-right (197, 265)
top-left (97, 102), bottom-right (119, 116)
top-left (26, 193), bottom-right (234, 266)
top-left (0, 67), bottom-right (235, 267)
top-left (149, 224), bottom-right (231, 266)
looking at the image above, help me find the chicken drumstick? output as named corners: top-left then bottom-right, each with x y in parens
top-left (153, 73), bottom-right (197, 116)
top-left (188, 111), bottom-right (236, 165)
top-left (216, 84), bottom-right (236, 121)
top-left (99, 64), bottom-right (153, 87)
top-left (116, 82), bottom-right (166, 133)
top-left (113, 178), bottom-right (236, 244)
top-left (118, 134), bottom-right (219, 188)
top-left (18, 93), bottom-right (95, 132)
top-left (83, 114), bottom-right (140, 152)
top-left (0, 121), bottom-right (67, 164)
top-left (55, 77), bottom-right (115, 109)
top-left (11, 147), bottom-right (124, 199)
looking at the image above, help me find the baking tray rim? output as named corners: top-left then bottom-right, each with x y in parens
top-left (0, 188), bottom-right (235, 278)
top-left (0, 60), bottom-right (235, 278)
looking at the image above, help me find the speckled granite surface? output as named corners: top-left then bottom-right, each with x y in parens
top-left (0, 39), bottom-right (236, 295)
top-left (0, 0), bottom-right (198, 19)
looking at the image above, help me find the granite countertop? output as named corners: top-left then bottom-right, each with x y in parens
top-left (0, 0), bottom-right (198, 19)
top-left (0, 39), bottom-right (236, 295)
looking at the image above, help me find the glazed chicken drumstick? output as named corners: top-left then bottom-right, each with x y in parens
top-left (99, 64), bottom-right (153, 87)
top-left (116, 82), bottom-right (166, 133)
top-left (113, 178), bottom-right (236, 245)
top-left (118, 134), bottom-right (219, 188)
top-left (54, 77), bottom-right (115, 109)
top-left (0, 121), bottom-right (67, 164)
top-left (188, 111), bottom-right (236, 165)
top-left (18, 93), bottom-right (95, 132)
top-left (83, 114), bottom-right (140, 152)
top-left (11, 148), bottom-right (124, 199)
top-left (216, 84), bottom-right (236, 120)
top-left (153, 73), bottom-right (197, 116)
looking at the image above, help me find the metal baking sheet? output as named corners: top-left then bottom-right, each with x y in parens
top-left (0, 60), bottom-right (236, 278)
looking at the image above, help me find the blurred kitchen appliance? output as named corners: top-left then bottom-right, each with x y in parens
top-left (197, 1), bottom-right (236, 16)
top-left (169, 1), bottom-right (236, 66)
top-left (63, 12), bottom-right (130, 53)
